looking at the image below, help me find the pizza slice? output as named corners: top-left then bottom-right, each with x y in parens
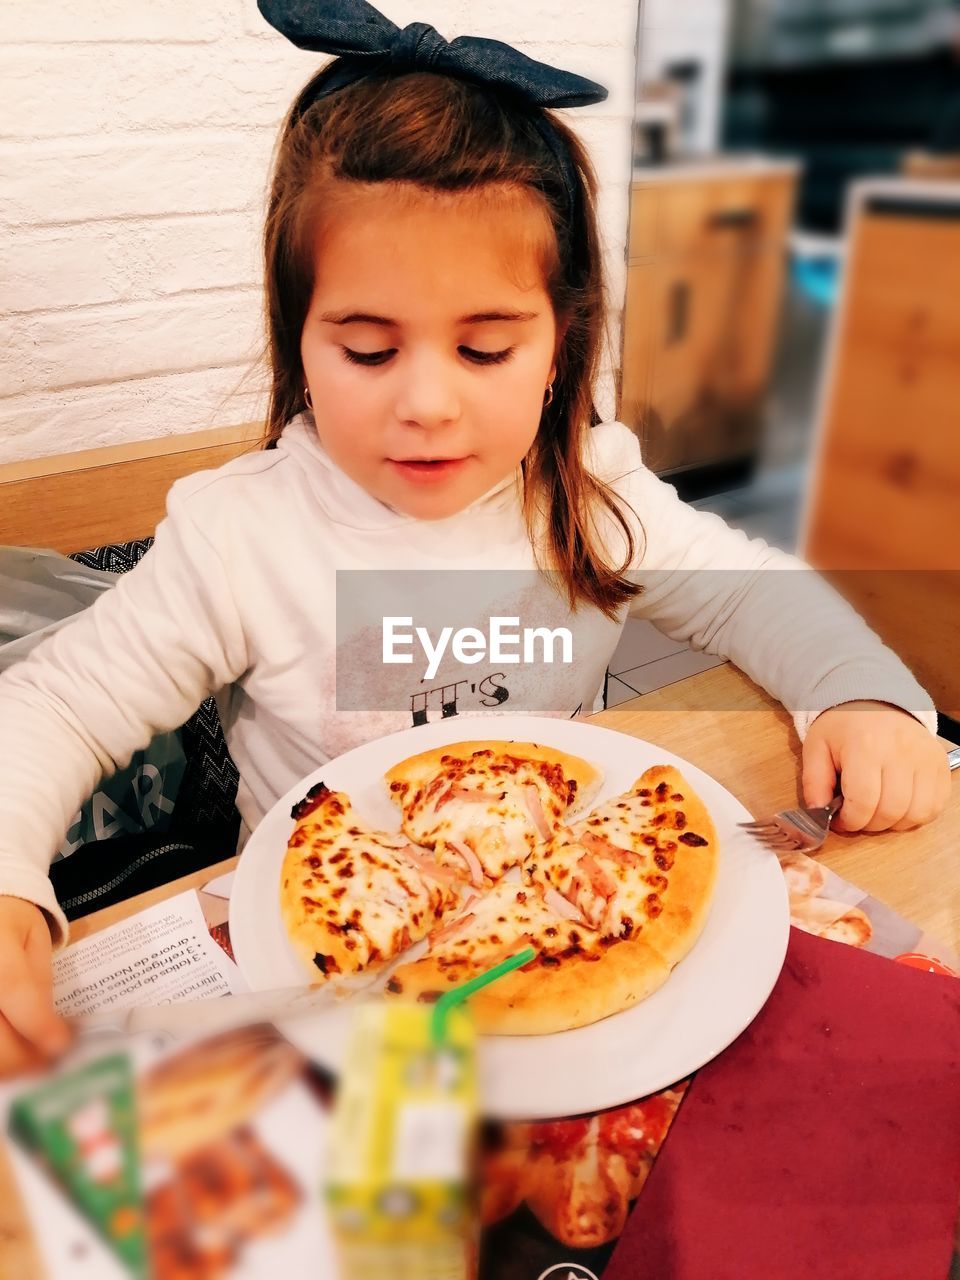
top-left (384, 740), bottom-right (602, 884)
top-left (279, 781), bottom-right (466, 983)
top-left (384, 877), bottom-right (673, 1035)
top-left (596, 1087), bottom-right (687, 1198)
top-left (525, 1115), bottom-right (634, 1249)
top-left (522, 1089), bottom-right (689, 1248)
top-left (525, 764), bottom-right (718, 969)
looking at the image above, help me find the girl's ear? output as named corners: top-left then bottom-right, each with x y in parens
top-left (551, 316), bottom-right (570, 383)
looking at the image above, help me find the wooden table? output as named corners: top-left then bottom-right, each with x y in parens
top-left (2, 662), bottom-right (958, 1277)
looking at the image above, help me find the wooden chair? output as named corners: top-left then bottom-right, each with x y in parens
top-left (0, 423), bottom-right (262, 553)
top-left (798, 179), bottom-right (960, 723)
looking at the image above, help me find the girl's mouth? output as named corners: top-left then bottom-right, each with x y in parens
top-left (389, 457), bottom-right (469, 483)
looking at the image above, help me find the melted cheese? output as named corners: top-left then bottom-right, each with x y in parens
top-left (527, 789), bottom-right (676, 940)
top-left (402, 758), bottom-right (569, 880)
top-left (292, 806), bottom-right (460, 972)
top-left (423, 882), bottom-right (600, 974)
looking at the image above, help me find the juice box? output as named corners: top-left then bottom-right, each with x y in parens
top-left (8, 1051), bottom-right (147, 1278)
top-left (325, 1001), bottom-right (479, 1280)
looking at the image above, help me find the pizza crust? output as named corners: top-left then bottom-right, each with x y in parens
top-left (390, 923), bottom-right (677, 1035)
top-left (384, 739), bottom-right (604, 816)
top-left (459, 933), bottom-right (675, 1034)
top-left (635, 766), bottom-right (718, 967)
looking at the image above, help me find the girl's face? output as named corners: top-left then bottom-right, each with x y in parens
top-left (301, 183), bottom-right (560, 520)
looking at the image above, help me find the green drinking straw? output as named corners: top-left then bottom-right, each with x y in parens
top-left (430, 946), bottom-right (536, 1046)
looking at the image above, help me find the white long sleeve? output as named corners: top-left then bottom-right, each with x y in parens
top-left (0, 415), bottom-right (939, 946)
top-left (0, 488), bottom-right (248, 944)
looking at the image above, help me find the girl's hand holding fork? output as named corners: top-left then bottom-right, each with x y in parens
top-left (802, 701), bottom-right (952, 833)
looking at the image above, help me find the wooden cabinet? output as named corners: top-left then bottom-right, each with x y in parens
top-left (620, 165), bottom-right (798, 480)
top-left (800, 181), bottom-right (960, 718)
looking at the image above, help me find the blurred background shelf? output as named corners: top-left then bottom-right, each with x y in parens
top-left (621, 160), bottom-right (800, 493)
top-left (616, 0), bottom-right (960, 712)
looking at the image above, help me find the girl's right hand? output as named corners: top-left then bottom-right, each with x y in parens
top-left (0, 896), bottom-right (71, 1077)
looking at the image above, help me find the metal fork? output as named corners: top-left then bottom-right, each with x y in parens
top-left (740, 745), bottom-right (960, 853)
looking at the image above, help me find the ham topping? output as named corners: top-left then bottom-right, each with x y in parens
top-left (579, 831), bottom-right (641, 866)
top-left (566, 871), bottom-right (603, 930)
top-left (444, 839), bottom-right (484, 889)
top-left (429, 912), bottom-right (476, 946)
top-left (543, 886), bottom-right (587, 924)
top-left (376, 832), bottom-right (415, 850)
top-left (396, 844), bottom-right (462, 886)
top-left (434, 784), bottom-right (505, 811)
top-left (577, 853), bottom-right (618, 900)
top-left (523, 783), bottom-right (554, 840)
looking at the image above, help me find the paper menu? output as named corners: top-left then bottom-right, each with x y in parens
top-left (51, 889), bottom-right (248, 1016)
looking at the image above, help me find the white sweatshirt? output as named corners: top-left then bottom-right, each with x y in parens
top-left (0, 416), bottom-right (937, 945)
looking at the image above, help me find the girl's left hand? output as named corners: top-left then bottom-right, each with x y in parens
top-left (801, 700), bottom-right (951, 833)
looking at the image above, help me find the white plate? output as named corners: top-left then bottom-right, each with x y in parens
top-left (229, 715), bottom-right (789, 1119)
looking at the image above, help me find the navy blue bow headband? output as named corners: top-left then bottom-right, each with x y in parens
top-left (257, 0), bottom-right (607, 220)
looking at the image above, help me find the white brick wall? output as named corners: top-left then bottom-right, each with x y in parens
top-left (0, 0), bottom-right (638, 462)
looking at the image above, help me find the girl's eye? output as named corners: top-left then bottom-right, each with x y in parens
top-left (460, 346), bottom-right (515, 366)
top-left (340, 346), bottom-right (515, 367)
top-left (341, 347), bottom-right (395, 367)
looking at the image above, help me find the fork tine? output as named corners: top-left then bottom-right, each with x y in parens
top-left (748, 830), bottom-right (800, 851)
top-left (738, 821), bottom-right (779, 833)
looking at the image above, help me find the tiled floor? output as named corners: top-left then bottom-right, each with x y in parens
top-left (607, 634), bottom-right (727, 706)
top-left (607, 278), bottom-right (826, 701)
top-left (606, 459), bottom-right (807, 702)
top-left (605, 462), bottom-right (808, 703)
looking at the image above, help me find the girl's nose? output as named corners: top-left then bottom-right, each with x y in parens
top-left (394, 353), bottom-right (462, 429)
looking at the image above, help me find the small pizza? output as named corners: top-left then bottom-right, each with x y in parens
top-left (776, 850), bottom-right (826, 897)
top-left (386, 766), bottom-right (717, 1034)
top-left (279, 781), bottom-right (465, 983)
top-left (278, 746), bottom-right (718, 1033)
top-left (384, 740), bottom-right (602, 882)
top-left (817, 908), bottom-right (872, 948)
top-left (776, 849), bottom-right (873, 949)
top-left (147, 1128), bottom-right (300, 1279)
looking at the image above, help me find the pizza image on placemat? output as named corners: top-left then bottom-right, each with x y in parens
top-left (279, 741), bottom-right (719, 1034)
top-left (776, 851), bottom-right (872, 948)
top-left (138, 1027), bottom-right (308, 1279)
top-left (147, 1128), bottom-right (300, 1280)
top-left (481, 1086), bottom-right (689, 1249)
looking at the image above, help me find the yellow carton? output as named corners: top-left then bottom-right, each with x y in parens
top-left (325, 1002), bottom-right (479, 1280)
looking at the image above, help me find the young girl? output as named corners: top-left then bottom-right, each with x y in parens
top-left (0, 5), bottom-right (949, 1076)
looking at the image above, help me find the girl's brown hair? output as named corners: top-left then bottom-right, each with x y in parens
top-left (262, 64), bottom-right (642, 617)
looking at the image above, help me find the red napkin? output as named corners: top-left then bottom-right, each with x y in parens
top-left (605, 927), bottom-right (960, 1280)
